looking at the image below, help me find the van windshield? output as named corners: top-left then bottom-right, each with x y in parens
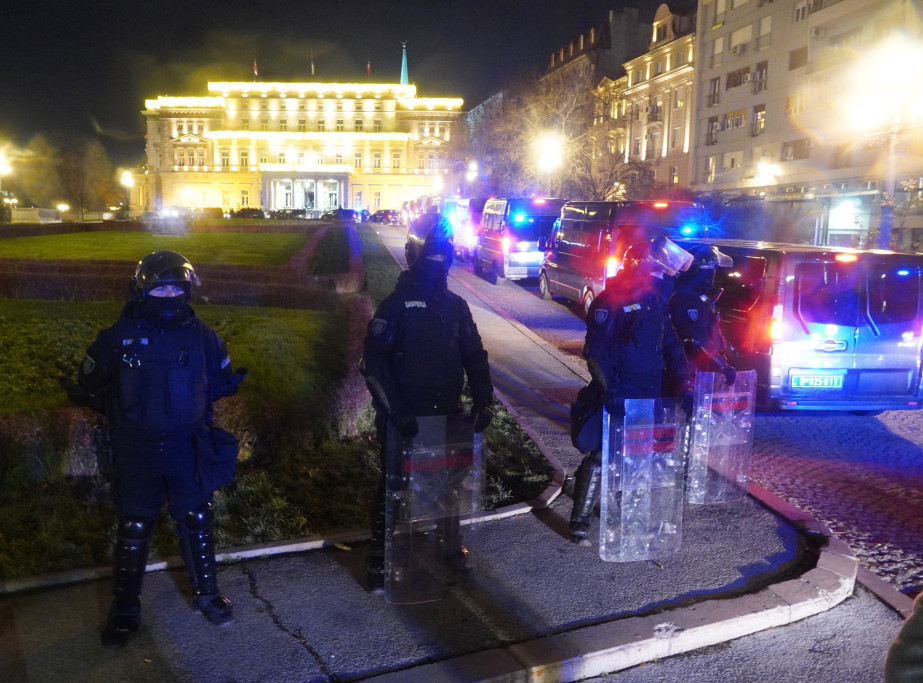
top-left (506, 199), bottom-right (566, 240)
top-left (796, 259), bottom-right (921, 327)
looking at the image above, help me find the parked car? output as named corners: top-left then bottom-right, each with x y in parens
top-left (321, 208), bottom-right (358, 222)
top-left (677, 238), bottom-right (923, 414)
top-left (233, 207), bottom-right (265, 219)
top-left (539, 200), bottom-right (709, 314)
top-left (473, 197), bottom-right (567, 282)
top-left (369, 209), bottom-right (401, 225)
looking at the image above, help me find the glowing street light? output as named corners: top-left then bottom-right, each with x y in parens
top-left (465, 161), bottom-right (478, 184)
top-left (839, 32), bottom-right (923, 247)
top-left (535, 132), bottom-right (563, 195)
top-left (120, 171), bottom-right (135, 216)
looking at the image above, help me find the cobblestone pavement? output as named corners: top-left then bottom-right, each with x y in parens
top-left (750, 409), bottom-right (923, 596)
top-left (446, 262), bottom-right (923, 598)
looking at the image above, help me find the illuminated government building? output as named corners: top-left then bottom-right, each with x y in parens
top-left (135, 75), bottom-right (464, 216)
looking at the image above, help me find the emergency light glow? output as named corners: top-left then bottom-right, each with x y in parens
top-left (897, 269), bottom-right (910, 276)
top-left (533, 198), bottom-right (547, 205)
top-left (679, 223), bottom-right (696, 236)
top-left (770, 304), bottom-right (785, 339)
top-left (653, 201), bottom-right (669, 209)
top-left (835, 253), bottom-right (858, 263)
top-left (502, 236), bottom-right (512, 255)
top-left (606, 256), bottom-right (620, 278)
top-left (512, 212), bottom-right (528, 224)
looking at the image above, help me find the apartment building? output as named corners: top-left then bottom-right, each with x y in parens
top-left (621, 3), bottom-right (697, 187)
top-left (692, 0), bottom-right (922, 246)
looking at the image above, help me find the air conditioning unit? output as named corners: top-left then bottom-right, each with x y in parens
top-left (732, 43), bottom-right (746, 55)
top-left (810, 27), bottom-right (824, 38)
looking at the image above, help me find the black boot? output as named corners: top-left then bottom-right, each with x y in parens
top-left (436, 515), bottom-right (472, 574)
top-left (569, 451), bottom-right (602, 547)
top-left (178, 502), bottom-right (233, 626)
top-left (102, 517), bottom-right (152, 647)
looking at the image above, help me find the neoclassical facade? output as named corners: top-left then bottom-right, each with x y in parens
top-left (133, 81), bottom-right (464, 215)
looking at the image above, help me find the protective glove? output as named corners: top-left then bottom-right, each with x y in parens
top-left (58, 376), bottom-right (89, 406)
top-left (221, 367), bottom-right (249, 397)
top-left (391, 407), bottom-right (419, 438)
top-left (722, 365), bottom-right (737, 387)
top-left (472, 404), bottom-right (494, 433)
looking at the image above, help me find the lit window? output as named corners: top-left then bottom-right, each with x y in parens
top-left (354, 152), bottom-right (362, 167)
top-left (373, 152), bottom-right (381, 168)
top-left (355, 119), bottom-right (363, 132)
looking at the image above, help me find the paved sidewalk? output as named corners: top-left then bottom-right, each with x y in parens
top-left (0, 225), bottom-right (901, 682)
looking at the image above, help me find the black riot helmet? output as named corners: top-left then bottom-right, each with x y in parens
top-left (676, 244), bottom-right (732, 289)
top-left (129, 250), bottom-right (199, 301)
top-left (621, 235), bottom-right (693, 278)
top-left (687, 244), bottom-right (733, 271)
top-left (409, 215), bottom-right (455, 272)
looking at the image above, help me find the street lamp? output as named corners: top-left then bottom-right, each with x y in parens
top-left (120, 171), bottom-right (135, 217)
top-left (535, 133), bottom-right (563, 196)
top-left (840, 33), bottom-right (923, 248)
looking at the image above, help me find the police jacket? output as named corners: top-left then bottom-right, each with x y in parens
top-left (362, 270), bottom-right (492, 417)
top-left (78, 302), bottom-right (239, 443)
top-left (584, 272), bottom-right (688, 402)
top-left (669, 282), bottom-right (730, 374)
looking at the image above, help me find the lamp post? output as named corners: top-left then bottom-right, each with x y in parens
top-left (535, 133), bottom-right (563, 196)
top-left (120, 171), bottom-right (135, 218)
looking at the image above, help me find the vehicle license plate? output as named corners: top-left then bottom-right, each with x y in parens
top-left (791, 374), bottom-right (843, 389)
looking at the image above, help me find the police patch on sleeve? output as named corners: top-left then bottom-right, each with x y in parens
top-left (686, 309), bottom-right (699, 321)
top-left (80, 354), bottom-right (96, 375)
top-left (371, 318), bottom-right (388, 336)
top-left (593, 309), bottom-right (608, 325)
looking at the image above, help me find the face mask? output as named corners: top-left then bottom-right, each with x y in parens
top-left (142, 293), bottom-right (189, 325)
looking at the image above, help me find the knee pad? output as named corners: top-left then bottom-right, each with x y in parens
top-left (182, 501), bottom-right (214, 532)
top-left (118, 517), bottom-right (153, 542)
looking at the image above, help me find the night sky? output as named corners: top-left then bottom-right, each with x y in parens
top-left (0, 1), bottom-right (665, 165)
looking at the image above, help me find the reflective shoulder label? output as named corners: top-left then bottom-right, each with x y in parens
top-left (404, 300), bottom-right (427, 309)
top-left (622, 302), bottom-right (641, 313)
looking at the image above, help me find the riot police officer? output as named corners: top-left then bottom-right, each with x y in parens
top-left (66, 251), bottom-right (246, 646)
top-left (569, 235), bottom-right (692, 546)
top-left (362, 216), bottom-right (494, 591)
top-left (668, 244), bottom-right (737, 385)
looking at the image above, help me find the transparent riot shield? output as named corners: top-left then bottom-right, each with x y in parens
top-left (686, 370), bottom-right (757, 505)
top-left (599, 398), bottom-right (687, 563)
top-left (384, 414), bottom-right (483, 604)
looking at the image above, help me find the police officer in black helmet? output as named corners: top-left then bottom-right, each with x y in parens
top-left (361, 215), bottom-right (494, 591)
top-left (668, 244), bottom-right (737, 386)
top-left (65, 250), bottom-right (247, 646)
top-left (569, 235), bottom-right (692, 546)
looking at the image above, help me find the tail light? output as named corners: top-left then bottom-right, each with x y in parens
top-left (502, 236), bottom-right (512, 255)
top-left (770, 304), bottom-right (784, 339)
top-left (606, 256), bottom-right (620, 278)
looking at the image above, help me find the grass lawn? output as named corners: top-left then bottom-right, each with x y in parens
top-left (0, 225), bottom-right (554, 581)
top-left (0, 230), bottom-right (312, 266)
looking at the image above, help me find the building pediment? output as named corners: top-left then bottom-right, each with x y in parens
top-left (417, 136), bottom-right (444, 146)
top-left (173, 134), bottom-right (206, 144)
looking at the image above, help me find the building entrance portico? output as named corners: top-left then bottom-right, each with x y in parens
top-left (262, 172), bottom-right (350, 215)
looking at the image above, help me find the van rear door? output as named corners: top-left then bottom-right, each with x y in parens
top-left (854, 255), bottom-right (923, 402)
top-left (781, 253), bottom-right (923, 409)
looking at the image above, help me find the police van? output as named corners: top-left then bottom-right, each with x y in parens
top-left (677, 239), bottom-right (923, 414)
top-left (538, 200), bottom-right (708, 313)
top-left (473, 197), bottom-right (567, 282)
